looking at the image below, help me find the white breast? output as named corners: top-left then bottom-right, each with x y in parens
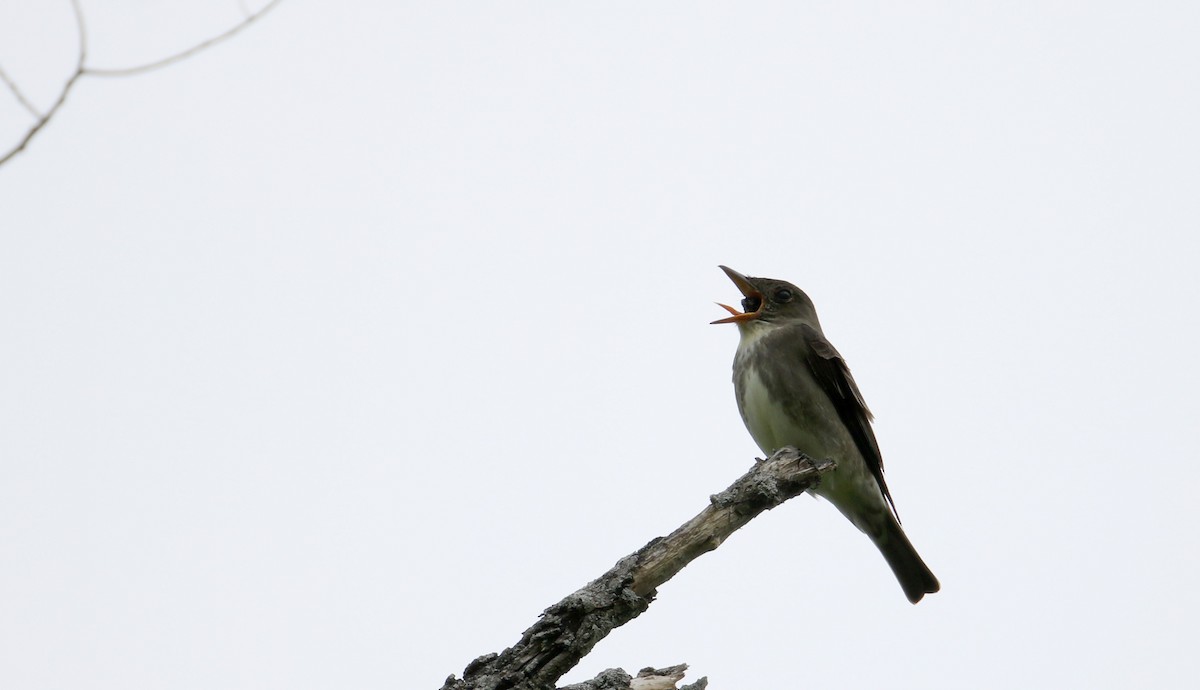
top-left (739, 364), bottom-right (787, 455)
top-left (731, 322), bottom-right (888, 529)
top-left (733, 323), bottom-right (848, 462)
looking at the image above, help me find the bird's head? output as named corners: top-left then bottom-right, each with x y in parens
top-left (711, 265), bottom-right (819, 328)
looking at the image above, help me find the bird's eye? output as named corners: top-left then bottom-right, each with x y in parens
top-left (775, 289), bottom-right (793, 303)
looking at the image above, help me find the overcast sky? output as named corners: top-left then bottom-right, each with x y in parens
top-left (2, 2), bottom-right (1199, 689)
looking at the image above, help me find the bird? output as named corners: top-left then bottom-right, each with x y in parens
top-left (712, 265), bottom-right (940, 604)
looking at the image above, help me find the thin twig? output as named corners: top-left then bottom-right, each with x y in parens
top-left (0, 0), bottom-right (87, 167)
top-left (84, 0), bottom-right (283, 77)
top-left (0, 65), bottom-right (43, 119)
top-left (73, 0), bottom-right (88, 65)
top-left (0, 0), bottom-right (281, 168)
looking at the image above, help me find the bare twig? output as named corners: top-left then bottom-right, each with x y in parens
top-left (74, 0), bottom-right (89, 64)
top-left (0, 0), bottom-right (86, 167)
top-left (559, 665), bottom-right (707, 690)
top-left (0, 0), bottom-right (283, 168)
top-left (0, 66), bottom-right (43, 118)
top-left (440, 447), bottom-right (835, 690)
top-left (84, 0), bottom-right (283, 77)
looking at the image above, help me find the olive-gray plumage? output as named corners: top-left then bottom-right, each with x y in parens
top-left (715, 266), bottom-right (939, 604)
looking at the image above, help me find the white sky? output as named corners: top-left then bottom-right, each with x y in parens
top-left (2, 2), bottom-right (1198, 688)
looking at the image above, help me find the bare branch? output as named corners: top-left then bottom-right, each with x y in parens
top-left (84, 0), bottom-right (283, 77)
top-left (440, 447), bottom-right (835, 690)
top-left (0, 0), bottom-right (282, 168)
top-left (559, 665), bottom-right (707, 690)
top-left (0, 65), bottom-right (43, 118)
top-left (73, 0), bottom-right (88, 65)
top-left (0, 0), bottom-right (87, 167)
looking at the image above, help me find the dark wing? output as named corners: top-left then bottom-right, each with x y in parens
top-left (798, 323), bottom-right (897, 516)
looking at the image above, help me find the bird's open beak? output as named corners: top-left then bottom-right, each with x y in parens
top-left (711, 265), bottom-right (764, 324)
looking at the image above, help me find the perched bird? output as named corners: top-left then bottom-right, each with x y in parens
top-left (713, 266), bottom-right (940, 604)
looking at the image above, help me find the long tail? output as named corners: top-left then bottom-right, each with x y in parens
top-left (875, 517), bottom-right (940, 604)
